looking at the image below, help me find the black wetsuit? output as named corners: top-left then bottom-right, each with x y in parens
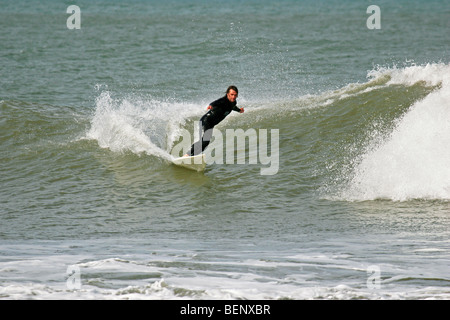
top-left (188, 95), bottom-right (241, 156)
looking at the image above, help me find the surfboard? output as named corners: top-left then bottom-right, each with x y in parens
top-left (172, 154), bottom-right (206, 172)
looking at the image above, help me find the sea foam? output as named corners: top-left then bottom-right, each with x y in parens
top-left (342, 63), bottom-right (450, 201)
top-left (86, 91), bottom-right (203, 161)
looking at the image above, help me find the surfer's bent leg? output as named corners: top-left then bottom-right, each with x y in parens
top-left (188, 115), bottom-right (214, 156)
top-left (199, 126), bottom-right (213, 153)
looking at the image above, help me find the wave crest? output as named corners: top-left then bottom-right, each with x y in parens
top-left (339, 63), bottom-right (450, 201)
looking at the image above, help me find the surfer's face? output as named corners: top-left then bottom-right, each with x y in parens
top-left (227, 89), bottom-right (238, 103)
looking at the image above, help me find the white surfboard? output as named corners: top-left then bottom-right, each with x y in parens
top-left (172, 154), bottom-right (206, 172)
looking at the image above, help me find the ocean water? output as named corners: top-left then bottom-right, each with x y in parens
top-left (1, 0), bottom-right (449, 300)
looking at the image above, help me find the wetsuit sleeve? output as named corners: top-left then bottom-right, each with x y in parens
top-left (232, 105), bottom-right (241, 112)
top-left (209, 97), bottom-right (221, 107)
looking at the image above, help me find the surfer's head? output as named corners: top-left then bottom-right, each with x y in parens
top-left (226, 86), bottom-right (238, 103)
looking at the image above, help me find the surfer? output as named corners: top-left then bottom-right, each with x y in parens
top-left (185, 86), bottom-right (244, 156)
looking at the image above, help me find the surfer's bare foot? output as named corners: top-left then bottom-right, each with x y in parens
top-left (183, 154), bottom-right (189, 157)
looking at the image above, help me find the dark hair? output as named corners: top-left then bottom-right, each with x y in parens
top-left (226, 85), bottom-right (238, 95)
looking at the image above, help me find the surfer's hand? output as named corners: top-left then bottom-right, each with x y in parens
top-left (240, 108), bottom-right (244, 113)
top-left (207, 105), bottom-right (212, 110)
